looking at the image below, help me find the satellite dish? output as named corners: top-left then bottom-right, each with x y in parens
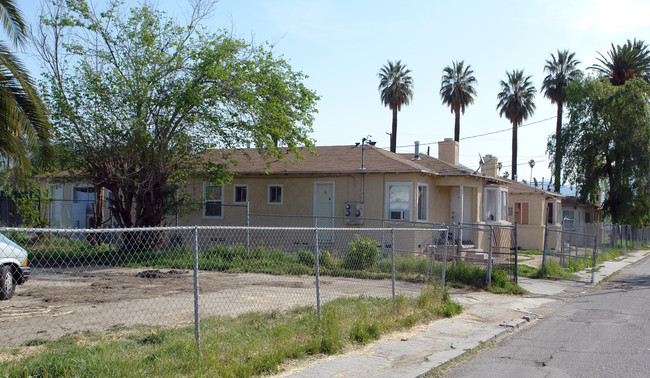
top-left (533, 177), bottom-right (538, 187)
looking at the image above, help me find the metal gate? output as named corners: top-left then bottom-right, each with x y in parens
top-left (543, 223), bottom-right (597, 284)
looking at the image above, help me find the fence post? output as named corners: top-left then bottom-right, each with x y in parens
top-left (487, 226), bottom-right (493, 285)
top-left (246, 202), bottom-right (250, 253)
top-left (315, 227), bottom-right (321, 321)
top-left (442, 228), bottom-right (448, 292)
top-left (542, 218), bottom-right (549, 276)
top-left (193, 226), bottom-right (201, 356)
top-left (591, 234), bottom-right (597, 285)
top-left (391, 228), bottom-right (396, 314)
top-left (556, 217), bottom-right (560, 268)
top-left (514, 223), bottom-right (518, 284)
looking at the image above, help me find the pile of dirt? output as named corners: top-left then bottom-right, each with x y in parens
top-left (135, 269), bottom-right (184, 279)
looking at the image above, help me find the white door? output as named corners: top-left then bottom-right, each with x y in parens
top-left (314, 182), bottom-right (334, 242)
top-left (450, 187), bottom-right (472, 240)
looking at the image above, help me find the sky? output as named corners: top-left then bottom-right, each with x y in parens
top-left (16, 0), bottom-right (650, 185)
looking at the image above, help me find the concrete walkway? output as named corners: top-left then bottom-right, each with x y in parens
top-left (276, 249), bottom-right (650, 377)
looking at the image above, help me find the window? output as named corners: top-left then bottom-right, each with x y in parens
top-left (234, 184), bottom-right (248, 204)
top-left (546, 202), bottom-right (554, 224)
top-left (514, 202), bottom-right (529, 224)
top-left (203, 184), bottom-right (223, 219)
top-left (386, 182), bottom-right (412, 221)
top-left (562, 210), bottom-right (575, 230)
top-left (268, 184), bottom-right (283, 205)
top-left (417, 184), bottom-right (428, 222)
top-left (483, 186), bottom-right (508, 222)
top-left (585, 212), bottom-right (591, 223)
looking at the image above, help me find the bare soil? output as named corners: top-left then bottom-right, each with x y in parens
top-left (0, 267), bottom-right (423, 346)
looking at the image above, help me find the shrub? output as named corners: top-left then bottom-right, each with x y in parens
top-left (344, 235), bottom-right (380, 271)
top-left (297, 250), bottom-right (315, 266)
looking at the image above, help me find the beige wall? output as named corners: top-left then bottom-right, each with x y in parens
top-left (507, 193), bottom-right (561, 250)
top-left (45, 173), bottom-right (495, 236)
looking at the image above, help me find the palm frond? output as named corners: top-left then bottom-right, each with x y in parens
top-left (378, 60), bottom-right (414, 111)
top-left (0, 0), bottom-right (27, 47)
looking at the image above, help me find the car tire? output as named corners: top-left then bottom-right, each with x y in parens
top-left (0, 265), bottom-right (15, 300)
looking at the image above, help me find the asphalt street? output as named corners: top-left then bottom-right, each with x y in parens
top-left (445, 256), bottom-right (650, 378)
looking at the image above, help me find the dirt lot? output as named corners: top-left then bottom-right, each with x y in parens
top-left (0, 267), bottom-right (424, 345)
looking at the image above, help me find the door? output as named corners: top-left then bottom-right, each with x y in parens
top-left (314, 182), bottom-right (334, 242)
top-left (450, 186), bottom-right (472, 241)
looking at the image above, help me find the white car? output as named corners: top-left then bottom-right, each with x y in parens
top-left (0, 233), bottom-right (31, 300)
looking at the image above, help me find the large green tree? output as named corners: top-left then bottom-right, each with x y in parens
top-left (0, 0), bottom-right (53, 173)
top-left (378, 60), bottom-right (413, 153)
top-left (590, 39), bottom-right (650, 86)
top-left (541, 50), bottom-right (581, 193)
top-left (496, 70), bottom-right (536, 181)
top-left (440, 60), bottom-right (477, 142)
top-left (36, 0), bottom-right (318, 228)
top-left (559, 76), bottom-right (650, 226)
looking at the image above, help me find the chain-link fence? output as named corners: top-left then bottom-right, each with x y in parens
top-left (542, 222), bottom-right (650, 284)
top-left (0, 224), bottom-right (449, 348)
top-left (446, 223), bottom-right (518, 285)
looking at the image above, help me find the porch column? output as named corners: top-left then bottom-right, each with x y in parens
top-left (459, 185), bottom-right (464, 224)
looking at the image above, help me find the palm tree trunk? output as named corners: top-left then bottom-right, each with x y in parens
top-left (554, 103), bottom-right (563, 193)
top-left (390, 107), bottom-right (398, 153)
top-left (454, 110), bottom-right (461, 142)
top-left (512, 121), bottom-right (518, 180)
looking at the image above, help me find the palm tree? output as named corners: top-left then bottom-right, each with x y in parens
top-left (528, 159), bottom-right (535, 184)
top-left (0, 0), bottom-right (52, 172)
top-left (378, 60), bottom-right (413, 153)
top-left (440, 60), bottom-right (477, 142)
top-left (542, 50), bottom-right (581, 192)
top-left (590, 39), bottom-right (650, 85)
top-left (496, 70), bottom-right (536, 181)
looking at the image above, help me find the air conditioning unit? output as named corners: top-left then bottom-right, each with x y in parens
top-left (390, 210), bottom-right (406, 220)
top-left (344, 202), bottom-right (364, 224)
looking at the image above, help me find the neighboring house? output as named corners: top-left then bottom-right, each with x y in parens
top-left (480, 155), bottom-right (563, 251)
top-left (561, 196), bottom-right (600, 231)
top-left (44, 139), bottom-right (510, 253)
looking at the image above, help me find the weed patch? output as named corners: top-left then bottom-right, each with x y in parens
top-left (1, 286), bottom-right (462, 377)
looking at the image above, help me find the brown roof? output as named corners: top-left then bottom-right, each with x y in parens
top-left (199, 145), bottom-right (506, 179)
top-left (506, 179), bottom-right (563, 198)
top-left (562, 196), bottom-right (599, 208)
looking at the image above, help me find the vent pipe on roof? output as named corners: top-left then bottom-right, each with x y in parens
top-left (411, 141), bottom-right (421, 160)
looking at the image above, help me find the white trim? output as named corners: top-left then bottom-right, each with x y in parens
top-left (385, 182), bottom-right (413, 221)
top-left (203, 182), bottom-right (224, 219)
top-left (267, 184), bottom-right (284, 205)
top-left (416, 183), bottom-right (429, 222)
top-left (233, 184), bottom-right (248, 204)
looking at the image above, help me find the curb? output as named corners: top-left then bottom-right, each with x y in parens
top-left (416, 313), bottom-right (538, 375)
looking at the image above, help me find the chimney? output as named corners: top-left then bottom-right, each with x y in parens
top-left (438, 138), bottom-right (459, 165)
top-left (411, 141), bottom-right (421, 160)
top-left (481, 154), bottom-right (498, 177)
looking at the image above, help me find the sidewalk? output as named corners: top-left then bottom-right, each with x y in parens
top-left (277, 249), bottom-right (649, 377)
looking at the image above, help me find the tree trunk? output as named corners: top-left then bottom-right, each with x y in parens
top-left (554, 102), bottom-right (563, 193)
top-left (454, 110), bottom-right (461, 142)
top-left (390, 107), bottom-right (398, 153)
top-left (512, 121), bottom-right (518, 180)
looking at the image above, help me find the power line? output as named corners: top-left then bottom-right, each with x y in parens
top-left (459, 116), bottom-right (556, 141)
top-left (389, 115), bottom-right (557, 149)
